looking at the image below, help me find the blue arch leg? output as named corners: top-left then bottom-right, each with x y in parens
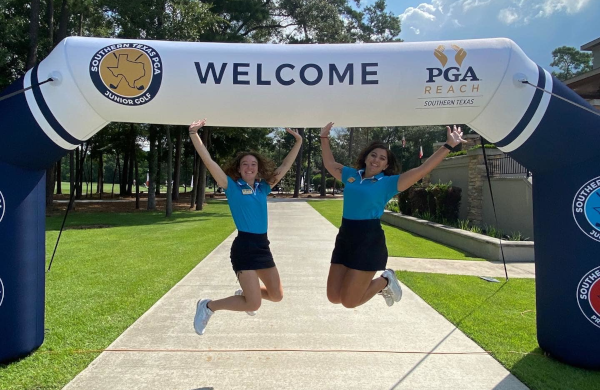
top-left (0, 162), bottom-right (46, 363)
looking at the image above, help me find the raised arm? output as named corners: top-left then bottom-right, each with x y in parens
top-left (396, 125), bottom-right (466, 192)
top-left (320, 122), bottom-right (344, 181)
top-left (270, 128), bottom-right (303, 187)
top-left (189, 119), bottom-right (228, 190)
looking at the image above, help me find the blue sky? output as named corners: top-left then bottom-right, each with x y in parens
top-left (370, 0), bottom-right (599, 72)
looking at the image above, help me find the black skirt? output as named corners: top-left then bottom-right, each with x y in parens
top-left (230, 231), bottom-right (276, 273)
top-left (331, 218), bottom-right (388, 271)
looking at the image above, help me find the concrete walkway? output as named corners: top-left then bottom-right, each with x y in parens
top-left (387, 257), bottom-right (535, 279)
top-left (64, 200), bottom-right (528, 390)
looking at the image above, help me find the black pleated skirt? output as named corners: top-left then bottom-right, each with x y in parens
top-left (230, 231), bottom-right (275, 274)
top-left (331, 218), bottom-right (388, 271)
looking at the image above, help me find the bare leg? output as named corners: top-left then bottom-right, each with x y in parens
top-left (256, 267), bottom-right (283, 302)
top-left (207, 270), bottom-right (262, 312)
top-left (327, 264), bottom-right (349, 304)
top-left (339, 269), bottom-right (387, 309)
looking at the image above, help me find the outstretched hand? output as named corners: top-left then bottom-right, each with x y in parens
top-left (320, 122), bottom-right (334, 138)
top-left (189, 119), bottom-right (206, 135)
top-left (285, 128), bottom-right (303, 142)
top-left (446, 125), bottom-right (466, 148)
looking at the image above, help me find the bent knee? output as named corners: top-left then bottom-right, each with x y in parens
top-left (341, 297), bottom-right (361, 309)
top-left (246, 299), bottom-right (262, 312)
top-left (269, 290), bottom-right (284, 303)
top-left (327, 291), bottom-right (342, 304)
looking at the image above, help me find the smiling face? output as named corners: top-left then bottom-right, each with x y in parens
top-left (238, 154), bottom-right (259, 183)
top-left (364, 148), bottom-right (389, 178)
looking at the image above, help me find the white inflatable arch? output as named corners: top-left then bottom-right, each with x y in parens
top-left (0, 37), bottom-right (599, 368)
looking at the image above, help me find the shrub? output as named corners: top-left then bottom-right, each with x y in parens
top-left (401, 181), bottom-right (461, 224)
top-left (312, 175), bottom-right (344, 189)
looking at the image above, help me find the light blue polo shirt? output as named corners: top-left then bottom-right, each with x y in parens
top-left (342, 167), bottom-right (400, 220)
top-left (225, 176), bottom-right (271, 234)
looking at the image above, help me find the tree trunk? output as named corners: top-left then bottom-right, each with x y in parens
top-left (45, 166), bottom-right (55, 210)
top-left (75, 146), bottom-right (81, 199)
top-left (293, 129), bottom-right (304, 198)
top-left (97, 153), bottom-right (104, 198)
top-left (26, 0), bottom-right (40, 70)
top-left (195, 129), bottom-right (210, 210)
top-left (147, 126), bottom-right (157, 210)
top-left (76, 143), bottom-right (89, 199)
top-left (57, 0), bottom-right (69, 43)
top-left (127, 129), bottom-right (135, 195)
top-left (111, 154), bottom-right (119, 198)
top-left (135, 146), bottom-right (140, 209)
top-left (55, 157), bottom-right (62, 194)
top-left (320, 161), bottom-right (326, 197)
top-left (156, 132), bottom-right (162, 195)
top-left (172, 127), bottom-right (182, 201)
top-left (120, 146), bottom-right (129, 196)
top-left (69, 150), bottom-right (75, 210)
top-left (304, 129), bottom-right (312, 193)
top-left (190, 153), bottom-right (198, 209)
top-left (166, 127), bottom-right (173, 217)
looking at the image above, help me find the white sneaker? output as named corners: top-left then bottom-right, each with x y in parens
top-left (235, 289), bottom-right (257, 316)
top-left (381, 269), bottom-right (403, 304)
top-left (379, 288), bottom-right (395, 307)
top-left (193, 299), bottom-right (213, 335)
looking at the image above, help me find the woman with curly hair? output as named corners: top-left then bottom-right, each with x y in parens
top-left (188, 119), bottom-right (302, 335)
top-left (320, 122), bottom-right (465, 309)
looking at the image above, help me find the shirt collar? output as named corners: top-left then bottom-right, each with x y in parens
top-left (237, 179), bottom-right (260, 189)
top-left (357, 169), bottom-right (384, 181)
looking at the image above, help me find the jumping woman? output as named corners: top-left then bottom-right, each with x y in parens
top-left (189, 119), bottom-right (302, 335)
top-left (320, 122), bottom-right (465, 309)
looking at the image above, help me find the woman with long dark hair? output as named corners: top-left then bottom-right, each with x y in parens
top-left (320, 122), bottom-right (465, 308)
top-left (189, 119), bottom-right (302, 335)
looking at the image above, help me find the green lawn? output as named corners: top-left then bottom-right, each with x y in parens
top-left (397, 272), bottom-right (600, 390)
top-left (308, 200), bottom-right (485, 260)
top-left (0, 202), bottom-right (236, 390)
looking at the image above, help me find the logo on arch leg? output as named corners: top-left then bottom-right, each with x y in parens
top-left (572, 177), bottom-right (600, 242)
top-left (90, 43), bottom-right (162, 106)
top-left (577, 266), bottom-right (600, 329)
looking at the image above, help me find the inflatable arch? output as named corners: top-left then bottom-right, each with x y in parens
top-left (1, 37), bottom-right (599, 368)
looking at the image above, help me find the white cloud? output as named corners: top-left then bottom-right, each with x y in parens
top-left (536, 0), bottom-right (590, 17)
top-left (498, 7), bottom-right (520, 24)
top-left (398, 0), bottom-right (591, 35)
top-left (399, 3), bottom-right (438, 23)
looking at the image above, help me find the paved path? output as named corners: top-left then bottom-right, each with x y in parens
top-left (387, 257), bottom-right (535, 278)
top-left (64, 200), bottom-right (528, 390)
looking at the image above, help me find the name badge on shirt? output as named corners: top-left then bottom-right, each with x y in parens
top-left (347, 177), bottom-right (355, 183)
top-left (242, 189), bottom-right (254, 195)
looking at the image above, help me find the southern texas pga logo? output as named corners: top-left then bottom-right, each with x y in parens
top-left (572, 176), bottom-right (600, 242)
top-left (577, 266), bottom-right (600, 329)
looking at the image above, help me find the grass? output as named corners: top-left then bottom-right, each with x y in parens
top-left (0, 201), bottom-right (236, 390)
top-left (308, 200), bottom-right (485, 260)
top-left (397, 271), bottom-right (600, 390)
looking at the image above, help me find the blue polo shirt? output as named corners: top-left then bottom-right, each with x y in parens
top-left (342, 167), bottom-right (400, 220)
top-left (225, 176), bottom-right (271, 234)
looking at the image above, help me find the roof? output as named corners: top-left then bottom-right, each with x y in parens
top-left (581, 37), bottom-right (600, 51)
